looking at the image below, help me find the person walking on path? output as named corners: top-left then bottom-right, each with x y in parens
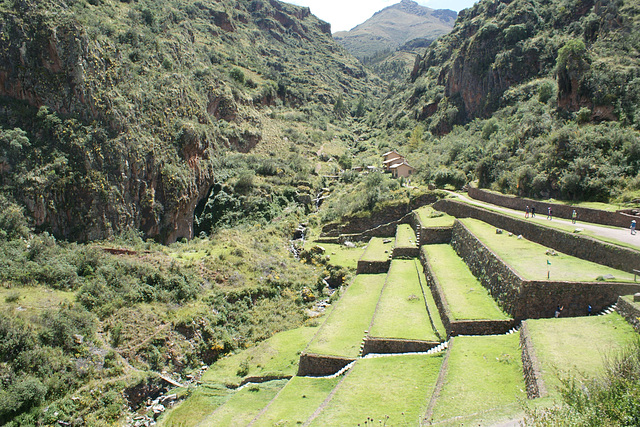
top-left (547, 206), bottom-right (553, 220)
top-left (632, 220), bottom-right (637, 235)
top-left (525, 206), bottom-right (530, 218)
top-left (572, 209), bottom-right (577, 224)
top-left (555, 305), bottom-right (564, 318)
top-left (531, 206), bottom-right (535, 217)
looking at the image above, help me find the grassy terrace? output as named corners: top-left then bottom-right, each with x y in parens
top-left (306, 274), bottom-right (387, 357)
top-left (454, 194), bottom-right (640, 251)
top-left (305, 240), bottom-right (365, 270)
top-left (309, 354), bottom-right (442, 426)
top-left (396, 223), bottom-right (417, 247)
top-left (461, 218), bottom-right (636, 282)
top-left (359, 237), bottom-right (394, 262)
top-left (415, 206), bottom-right (456, 228)
top-left (526, 312), bottom-right (637, 401)
top-left (423, 244), bottom-right (510, 320)
top-left (370, 259), bottom-right (443, 341)
top-left (428, 334), bottom-right (526, 426)
top-left (252, 376), bottom-right (340, 426)
top-left (162, 327), bottom-right (318, 425)
top-left (194, 380), bottom-right (287, 426)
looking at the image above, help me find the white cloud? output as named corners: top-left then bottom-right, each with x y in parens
top-left (284, 0), bottom-right (477, 32)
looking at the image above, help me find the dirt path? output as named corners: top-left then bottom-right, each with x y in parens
top-left (445, 191), bottom-right (640, 250)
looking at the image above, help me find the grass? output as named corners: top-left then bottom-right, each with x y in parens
top-left (359, 237), bottom-right (394, 262)
top-left (252, 376), bottom-right (340, 426)
top-left (309, 354), bottom-right (443, 426)
top-left (0, 286), bottom-right (75, 317)
top-left (370, 259), bottom-right (441, 341)
top-left (428, 334), bottom-right (526, 426)
top-left (461, 218), bottom-right (637, 282)
top-left (199, 326), bottom-right (319, 387)
top-left (415, 206), bottom-right (456, 228)
top-left (525, 312), bottom-right (638, 401)
top-left (161, 383), bottom-right (233, 426)
top-left (306, 274), bottom-right (387, 357)
top-left (422, 245), bottom-right (510, 321)
top-left (305, 241), bottom-right (365, 270)
top-left (396, 223), bottom-right (417, 247)
top-left (454, 195), bottom-right (640, 251)
top-left (193, 380), bottom-right (288, 426)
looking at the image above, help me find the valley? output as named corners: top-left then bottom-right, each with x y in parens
top-left (0, 0), bottom-right (639, 425)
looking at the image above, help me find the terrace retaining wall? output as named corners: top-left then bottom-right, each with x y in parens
top-left (420, 248), bottom-right (515, 338)
top-left (616, 296), bottom-right (640, 333)
top-left (468, 187), bottom-right (637, 228)
top-left (393, 246), bottom-right (420, 258)
top-left (435, 199), bottom-right (640, 273)
top-left (356, 259), bottom-right (390, 274)
top-left (297, 353), bottom-right (355, 377)
top-left (362, 337), bottom-right (439, 355)
top-left (519, 322), bottom-right (546, 399)
top-left (411, 210), bottom-right (452, 246)
top-left (322, 193), bottom-right (442, 237)
top-left (450, 220), bottom-right (640, 321)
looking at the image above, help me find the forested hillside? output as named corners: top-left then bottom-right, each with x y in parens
top-left (0, 0), bottom-right (381, 243)
top-left (380, 0), bottom-right (640, 202)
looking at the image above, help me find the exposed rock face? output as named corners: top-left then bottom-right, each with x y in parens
top-left (409, 0), bottom-right (632, 133)
top-left (0, 0), bottom-right (373, 243)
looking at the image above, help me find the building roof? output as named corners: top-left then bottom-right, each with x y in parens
top-left (382, 149), bottom-right (401, 157)
top-left (389, 160), bottom-right (414, 170)
top-left (383, 157), bottom-right (404, 165)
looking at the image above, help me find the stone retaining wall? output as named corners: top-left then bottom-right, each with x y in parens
top-left (616, 296), bottom-right (640, 333)
top-left (322, 193), bottom-right (441, 237)
top-left (435, 199), bottom-right (640, 273)
top-left (450, 220), bottom-right (640, 321)
top-left (420, 247), bottom-right (515, 337)
top-left (356, 260), bottom-right (390, 274)
top-left (392, 246), bottom-right (420, 258)
top-left (296, 353), bottom-right (355, 377)
top-left (468, 187), bottom-right (636, 228)
top-left (519, 322), bottom-right (546, 399)
top-left (420, 227), bottom-right (452, 245)
top-left (362, 337), bottom-right (439, 355)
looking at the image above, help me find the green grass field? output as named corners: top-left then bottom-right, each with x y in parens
top-left (201, 326), bottom-right (318, 387)
top-left (306, 274), bottom-right (386, 357)
top-left (309, 354), bottom-right (443, 426)
top-left (396, 223), bottom-right (417, 247)
top-left (359, 237), bottom-right (394, 262)
top-left (461, 218), bottom-right (636, 282)
top-left (526, 312), bottom-right (638, 400)
top-left (415, 206), bottom-right (456, 228)
top-left (370, 259), bottom-right (441, 341)
top-left (252, 376), bottom-right (340, 426)
top-left (428, 334), bottom-right (526, 426)
top-left (0, 286), bottom-right (75, 318)
top-left (423, 245), bottom-right (510, 321)
top-left (455, 195), bottom-right (640, 251)
top-left (305, 241), bottom-right (365, 270)
top-left (193, 380), bottom-right (287, 426)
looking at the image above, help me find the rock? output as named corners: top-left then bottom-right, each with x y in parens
top-left (517, 235), bottom-right (523, 239)
top-left (634, 293), bottom-right (640, 302)
top-left (383, 239), bottom-right (392, 244)
top-left (603, 274), bottom-right (615, 280)
top-left (344, 241), bottom-right (355, 248)
top-left (495, 228), bottom-right (503, 234)
top-left (508, 232), bottom-right (513, 237)
top-left (152, 404), bottom-right (165, 414)
top-left (573, 228), bottom-right (583, 233)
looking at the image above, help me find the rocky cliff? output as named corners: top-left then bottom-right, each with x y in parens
top-left (0, 0), bottom-right (378, 243)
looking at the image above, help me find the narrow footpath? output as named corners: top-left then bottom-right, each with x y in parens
top-left (444, 191), bottom-right (640, 250)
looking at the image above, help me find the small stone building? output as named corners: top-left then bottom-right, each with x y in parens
top-left (390, 160), bottom-right (415, 178)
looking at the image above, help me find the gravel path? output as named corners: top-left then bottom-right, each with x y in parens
top-left (445, 191), bottom-right (640, 250)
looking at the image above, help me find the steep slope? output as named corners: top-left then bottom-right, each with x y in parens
top-left (0, 0), bottom-right (381, 243)
top-left (407, 0), bottom-right (640, 133)
top-left (333, 0), bottom-right (456, 59)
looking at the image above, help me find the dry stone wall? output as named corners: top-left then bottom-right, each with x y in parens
top-left (468, 187), bottom-right (637, 228)
top-left (362, 338), bottom-right (438, 355)
top-left (519, 322), bottom-right (546, 399)
top-left (356, 259), bottom-right (390, 274)
top-left (435, 199), bottom-right (640, 273)
top-left (616, 296), bottom-right (640, 333)
top-left (420, 247), bottom-right (515, 337)
top-left (450, 219), bottom-right (640, 321)
top-left (296, 353), bottom-right (355, 377)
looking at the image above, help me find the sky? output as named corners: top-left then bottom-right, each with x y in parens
top-left (284, 0), bottom-right (479, 32)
